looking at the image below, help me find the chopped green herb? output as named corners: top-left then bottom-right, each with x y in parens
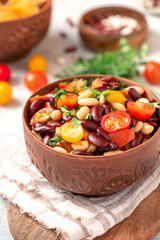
top-left (111, 85), bottom-right (119, 90)
top-left (60, 105), bottom-right (76, 117)
top-left (119, 81), bottom-right (126, 90)
top-left (46, 115), bottom-right (52, 122)
top-left (72, 86), bottom-right (78, 94)
top-left (81, 80), bottom-right (88, 90)
top-left (53, 88), bottom-right (59, 92)
top-left (60, 81), bottom-right (69, 84)
top-left (128, 143), bottom-right (132, 149)
top-left (52, 89), bottom-right (69, 100)
top-left (48, 136), bottom-right (62, 146)
top-left (100, 90), bottom-right (111, 101)
top-left (85, 113), bottom-right (92, 120)
top-left (71, 117), bottom-right (81, 129)
top-left (36, 112), bottom-right (42, 118)
top-left (89, 78), bottom-right (94, 84)
top-left (61, 120), bottom-right (65, 124)
top-left (145, 102), bottom-right (160, 109)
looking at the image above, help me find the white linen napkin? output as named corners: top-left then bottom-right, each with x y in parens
top-left (0, 151), bottom-right (160, 240)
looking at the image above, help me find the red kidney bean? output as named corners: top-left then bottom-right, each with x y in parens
top-left (97, 145), bottom-right (111, 153)
top-left (128, 88), bottom-right (142, 101)
top-left (109, 142), bottom-right (119, 151)
top-left (91, 104), bottom-right (104, 122)
top-left (72, 150), bottom-right (87, 155)
top-left (101, 76), bottom-right (120, 83)
top-left (47, 120), bottom-right (62, 128)
top-left (82, 120), bottom-right (98, 132)
top-left (109, 82), bottom-right (120, 88)
top-left (131, 132), bottom-right (143, 148)
top-left (86, 152), bottom-right (93, 156)
top-left (49, 97), bottom-right (55, 108)
top-left (97, 128), bottom-right (111, 141)
top-left (149, 98), bottom-right (157, 103)
top-left (146, 117), bottom-right (160, 125)
top-left (130, 116), bottom-right (137, 127)
top-left (45, 92), bottom-right (55, 101)
top-left (61, 140), bottom-right (73, 153)
top-left (103, 103), bottom-right (112, 114)
top-left (29, 99), bottom-right (45, 117)
top-left (62, 114), bottom-right (73, 122)
top-left (147, 121), bottom-right (159, 129)
top-left (43, 133), bottom-right (53, 145)
top-left (34, 123), bottom-right (55, 134)
top-left (94, 86), bottom-right (110, 92)
top-left (122, 92), bottom-right (133, 101)
top-left (88, 132), bottom-right (108, 148)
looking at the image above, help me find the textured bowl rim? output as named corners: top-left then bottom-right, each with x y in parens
top-left (23, 74), bottom-right (160, 160)
top-left (79, 5), bottom-right (148, 39)
top-left (0, 0), bottom-right (52, 25)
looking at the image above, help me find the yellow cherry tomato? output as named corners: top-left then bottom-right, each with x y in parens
top-left (60, 122), bottom-right (84, 143)
top-left (0, 81), bottom-right (12, 105)
top-left (106, 90), bottom-right (126, 105)
top-left (28, 55), bottom-right (47, 72)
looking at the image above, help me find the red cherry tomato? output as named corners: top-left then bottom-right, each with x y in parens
top-left (144, 61), bottom-right (160, 85)
top-left (109, 128), bottom-right (135, 148)
top-left (0, 65), bottom-right (11, 82)
top-left (24, 71), bottom-right (48, 92)
top-left (57, 93), bottom-right (78, 109)
top-left (30, 107), bottom-right (53, 126)
top-left (58, 82), bottom-right (69, 90)
top-left (127, 101), bottom-right (155, 121)
top-left (30, 95), bottom-right (47, 104)
top-left (101, 110), bottom-right (131, 133)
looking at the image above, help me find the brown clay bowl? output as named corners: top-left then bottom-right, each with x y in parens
top-left (23, 75), bottom-right (160, 197)
top-left (79, 6), bottom-right (148, 51)
top-left (0, 0), bottom-right (51, 62)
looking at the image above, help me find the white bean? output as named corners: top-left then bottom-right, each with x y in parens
top-left (54, 147), bottom-right (68, 154)
top-left (103, 150), bottom-right (123, 156)
top-left (31, 130), bottom-right (42, 141)
top-left (112, 102), bottom-right (126, 111)
top-left (86, 144), bottom-right (97, 153)
top-left (78, 98), bottom-right (99, 106)
top-left (76, 106), bottom-right (90, 120)
top-left (141, 123), bottom-right (154, 135)
top-left (134, 121), bottom-right (143, 132)
top-left (138, 98), bottom-right (149, 104)
top-left (54, 127), bottom-right (61, 137)
top-left (71, 140), bottom-right (89, 151)
top-left (51, 110), bottom-right (62, 121)
top-left (78, 91), bottom-right (91, 100)
top-left (124, 86), bottom-right (144, 95)
top-left (99, 95), bottom-right (105, 104)
top-left (83, 129), bottom-right (89, 140)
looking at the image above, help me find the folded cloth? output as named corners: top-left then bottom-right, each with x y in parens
top-left (0, 152), bottom-right (160, 240)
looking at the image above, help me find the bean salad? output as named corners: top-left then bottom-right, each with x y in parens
top-left (28, 76), bottom-right (160, 156)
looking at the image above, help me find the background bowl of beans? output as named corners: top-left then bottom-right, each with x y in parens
top-left (23, 75), bottom-right (160, 197)
top-left (0, 0), bottom-right (51, 62)
top-left (79, 6), bottom-right (148, 51)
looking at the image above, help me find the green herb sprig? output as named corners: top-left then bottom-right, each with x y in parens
top-left (48, 136), bottom-right (62, 146)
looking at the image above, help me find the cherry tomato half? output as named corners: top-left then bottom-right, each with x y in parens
top-left (30, 107), bottom-right (53, 126)
top-left (127, 101), bottom-right (155, 121)
top-left (144, 61), bottom-right (160, 85)
top-left (91, 78), bottom-right (103, 89)
top-left (57, 93), bottom-right (78, 109)
top-left (0, 65), bottom-right (11, 82)
top-left (109, 128), bottom-right (135, 148)
top-left (60, 121), bottom-right (84, 143)
top-left (0, 81), bottom-right (12, 105)
top-left (101, 110), bottom-right (131, 133)
top-left (24, 71), bottom-right (48, 92)
top-left (58, 82), bottom-right (69, 90)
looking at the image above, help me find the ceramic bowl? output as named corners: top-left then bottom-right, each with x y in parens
top-left (79, 6), bottom-right (148, 51)
top-left (0, 0), bottom-right (51, 62)
top-left (22, 75), bottom-right (160, 197)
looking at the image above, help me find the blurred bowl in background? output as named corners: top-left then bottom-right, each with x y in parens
top-left (79, 6), bottom-right (148, 52)
top-left (0, 0), bottom-right (51, 63)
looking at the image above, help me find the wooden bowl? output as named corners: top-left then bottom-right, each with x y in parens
top-left (22, 75), bottom-right (160, 197)
top-left (0, 0), bottom-right (51, 62)
top-left (79, 6), bottom-right (148, 51)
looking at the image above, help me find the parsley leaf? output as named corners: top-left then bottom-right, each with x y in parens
top-left (48, 136), bottom-right (62, 146)
top-left (53, 88), bottom-right (59, 92)
top-left (89, 78), bottom-right (94, 84)
top-left (119, 81), bottom-right (126, 90)
top-left (81, 80), bottom-right (88, 90)
top-left (85, 113), bottom-right (92, 120)
top-left (60, 105), bottom-right (76, 116)
top-left (71, 117), bottom-right (81, 129)
top-left (145, 102), bottom-right (160, 109)
top-left (52, 89), bottom-right (69, 100)
top-left (72, 86), bottom-right (78, 94)
top-left (100, 90), bottom-right (111, 100)
top-left (36, 112), bottom-right (42, 118)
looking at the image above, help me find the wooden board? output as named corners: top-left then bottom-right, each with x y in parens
top-left (7, 185), bottom-right (160, 240)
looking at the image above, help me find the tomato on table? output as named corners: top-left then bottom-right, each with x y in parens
top-left (30, 107), bottom-right (53, 126)
top-left (57, 93), bottom-right (78, 109)
top-left (144, 61), bottom-right (160, 85)
top-left (101, 110), bottom-right (131, 133)
top-left (0, 81), bottom-right (12, 105)
top-left (58, 82), bottom-right (69, 90)
top-left (109, 128), bottom-right (135, 148)
top-left (30, 95), bottom-right (47, 104)
top-left (28, 55), bottom-right (47, 73)
top-left (24, 71), bottom-right (48, 92)
top-left (0, 64), bottom-right (11, 82)
top-left (127, 101), bottom-right (155, 121)
top-left (60, 122), bottom-right (84, 143)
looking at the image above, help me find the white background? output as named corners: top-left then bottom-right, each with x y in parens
top-left (0, 0), bottom-right (160, 239)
